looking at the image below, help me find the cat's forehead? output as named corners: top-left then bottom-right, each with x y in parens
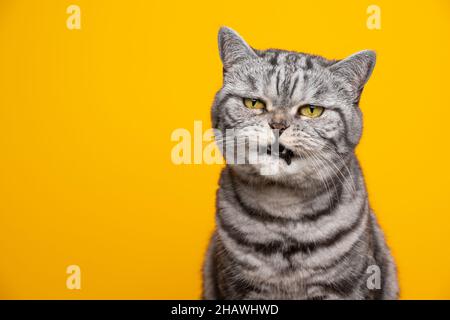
top-left (226, 49), bottom-right (340, 107)
top-left (256, 49), bottom-right (336, 69)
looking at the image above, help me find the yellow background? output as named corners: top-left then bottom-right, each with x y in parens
top-left (0, 0), bottom-right (449, 299)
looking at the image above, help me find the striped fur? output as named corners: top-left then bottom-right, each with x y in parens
top-left (202, 27), bottom-right (398, 300)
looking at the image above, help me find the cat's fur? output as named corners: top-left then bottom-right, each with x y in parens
top-left (202, 27), bottom-right (398, 299)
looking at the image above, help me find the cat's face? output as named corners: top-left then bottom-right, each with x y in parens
top-left (212, 27), bottom-right (375, 180)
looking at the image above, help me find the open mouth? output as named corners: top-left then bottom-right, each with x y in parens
top-left (267, 143), bottom-right (296, 165)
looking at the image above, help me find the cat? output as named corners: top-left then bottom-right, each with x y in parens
top-left (202, 27), bottom-right (399, 300)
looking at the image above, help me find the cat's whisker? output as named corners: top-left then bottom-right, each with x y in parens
top-left (303, 149), bottom-right (334, 210)
top-left (313, 149), bottom-right (356, 196)
top-left (310, 141), bottom-right (357, 193)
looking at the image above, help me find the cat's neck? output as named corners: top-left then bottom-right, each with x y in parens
top-left (223, 153), bottom-right (364, 220)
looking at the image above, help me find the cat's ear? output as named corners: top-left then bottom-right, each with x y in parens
top-left (329, 50), bottom-right (376, 90)
top-left (218, 27), bottom-right (258, 71)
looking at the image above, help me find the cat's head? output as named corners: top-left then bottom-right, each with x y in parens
top-left (212, 27), bottom-right (375, 180)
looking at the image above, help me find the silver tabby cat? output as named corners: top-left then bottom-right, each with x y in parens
top-left (202, 27), bottom-right (399, 300)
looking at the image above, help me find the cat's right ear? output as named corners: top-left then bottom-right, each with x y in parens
top-left (218, 27), bottom-right (258, 71)
top-left (329, 50), bottom-right (377, 90)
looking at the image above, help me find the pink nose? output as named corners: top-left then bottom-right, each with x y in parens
top-left (269, 121), bottom-right (289, 135)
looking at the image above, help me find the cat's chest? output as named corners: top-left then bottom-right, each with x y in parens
top-left (242, 261), bottom-right (313, 297)
top-left (239, 187), bottom-right (314, 218)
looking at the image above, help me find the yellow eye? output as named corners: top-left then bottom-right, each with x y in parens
top-left (243, 98), bottom-right (265, 110)
top-left (298, 105), bottom-right (324, 118)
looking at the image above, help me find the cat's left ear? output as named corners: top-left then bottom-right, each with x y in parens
top-left (329, 50), bottom-right (376, 90)
top-left (218, 27), bottom-right (258, 71)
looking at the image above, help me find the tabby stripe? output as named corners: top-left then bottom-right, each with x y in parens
top-left (276, 70), bottom-right (281, 96)
top-left (228, 169), bottom-right (345, 225)
top-left (310, 231), bottom-right (362, 272)
top-left (299, 181), bottom-right (344, 222)
top-left (312, 258), bottom-right (369, 297)
top-left (265, 67), bottom-right (276, 83)
top-left (289, 76), bottom-right (299, 98)
top-left (229, 276), bottom-right (263, 298)
top-left (218, 199), bottom-right (366, 257)
top-left (312, 85), bottom-right (328, 99)
top-left (211, 238), bottom-right (223, 299)
top-left (221, 240), bottom-right (258, 271)
top-left (269, 52), bottom-right (279, 66)
top-left (370, 217), bottom-right (387, 299)
top-left (224, 106), bottom-right (242, 125)
top-left (247, 75), bottom-right (257, 91)
top-left (283, 206), bottom-right (365, 258)
top-left (305, 56), bottom-right (313, 70)
top-left (332, 107), bottom-right (357, 148)
top-left (218, 92), bottom-right (234, 106)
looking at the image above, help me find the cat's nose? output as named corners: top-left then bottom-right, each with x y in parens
top-left (269, 121), bottom-right (290, 135)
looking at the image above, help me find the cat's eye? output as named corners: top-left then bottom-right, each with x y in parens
top-left (298, 105), bottom-right (324, 118)
top-left (243, 98), bottom-right (265, 110)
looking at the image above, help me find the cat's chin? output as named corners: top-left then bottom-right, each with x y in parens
top-left (266, 143), bottom-right (296, 165)
top-left (259, 156), bottom-right (303, 177)
top-left (230, 153), bottom-right (306, 179)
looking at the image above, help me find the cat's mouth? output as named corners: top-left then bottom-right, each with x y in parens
top-left (267, 143), bottom-right (296, 165)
